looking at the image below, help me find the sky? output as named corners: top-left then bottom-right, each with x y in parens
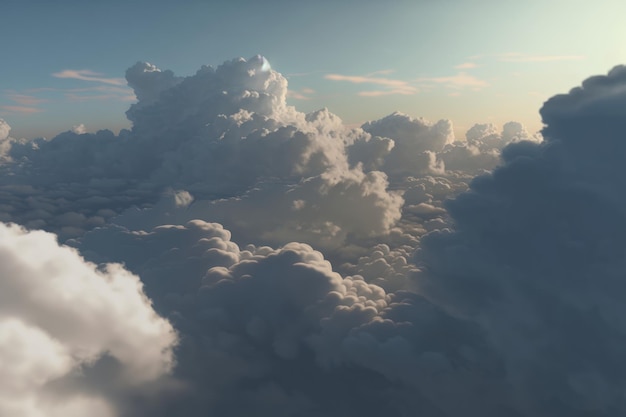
top-left (3, 1), bottom-right (626, 417)
top-left (3, 0), bottom-right (626, 139)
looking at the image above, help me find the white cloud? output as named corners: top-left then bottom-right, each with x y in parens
top-left (0, 222), bottom-right (176, 417)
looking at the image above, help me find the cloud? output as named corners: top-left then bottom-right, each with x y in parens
top-left (325, 73), bottom-right (417, 96)
top-left (75, 219), bottom-right (512, 417)
top-left (354, 112), bottom-right (454, 177)
top-left (497, 53), bottom-right (586, 63)
top-left (0, 105), bottom-right (43, 114)
top-left (0, 222), bottom-right (176, 417)
top-left (52, 69), bottom-right (126, 86)
top-left (5, 94), bottom-right (47, 106)
top-left (417, 65), bottom-right (626, 416)
top-left (3, 54), bottom-right (622, 416)
top-left (72, 123), bottom-right (86, 134)
top-left (287, 87), bottom-right (315, 100)
top-left (0, 119), bottom-right (10, 141)
top-left (454, 62), bottom-right (477, 69)
top-left (416, 72), bottom-right (488, 90)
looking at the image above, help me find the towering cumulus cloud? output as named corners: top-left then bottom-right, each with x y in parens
top-left (417, 65), bottom-right (626, 416)
top-left (1, 55), bottom-right (624, 416)
top-left (0, 56), bottom-right (403, 248)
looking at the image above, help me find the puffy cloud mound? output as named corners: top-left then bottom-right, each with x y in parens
top-left (0, 222), bottom-right (177, 417)
top-left (0, 119), bottom-right (10, 141)
top-left (354, 112), bottom-right (453, 176)
top-left (76, 220), bottom-right (509, 417)
top-left (0, 57), bottom-right (403, 247)
top-left (417, 65), bottom-right (626, 416)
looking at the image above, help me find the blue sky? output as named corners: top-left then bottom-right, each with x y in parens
top-left (2, 0), bottom-right (625, 139)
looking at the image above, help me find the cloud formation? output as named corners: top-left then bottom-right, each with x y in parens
top-left (3, 54), bottom-right (623, 416)
top-left (52, 69), bottom-right (126, 86)
top-left (417, 65), bottom-right (626, 416)
top-left (0, 223), bottom-right (176, 417)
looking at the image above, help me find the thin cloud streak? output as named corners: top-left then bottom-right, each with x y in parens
top-left (454, 62), bottom-right (477, 69)
top-left (416, 72), bottom-right (488, 89)
top-left (497, 53), bottom-right (586, 62)
top-left (0, 105), bottom-right (43, 114)
top-left (325, 73), bottom-right (417, 96)
top-left (52, 69), bottom-right (126, 86)
top-left (5, 94), bottom-right (47, 106)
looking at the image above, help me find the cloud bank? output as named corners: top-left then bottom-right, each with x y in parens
top-left (1, 55), bottom-right (624, 416)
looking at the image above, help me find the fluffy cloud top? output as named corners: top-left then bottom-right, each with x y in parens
top-left (76, 219), bottom-right (510, 416)
top-left (0, 223), bottom-right (176, 417)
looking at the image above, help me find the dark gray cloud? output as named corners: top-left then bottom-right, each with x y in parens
top-left (417, 65), bottom-right (626, 416)
top-left (76, 220), bottom-right (510, 417)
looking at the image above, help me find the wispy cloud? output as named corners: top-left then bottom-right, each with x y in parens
top-left (52, 69), bottom-right (126, 86)
top-left (365, 69), bottom-right (396, 76)
top-left (416, 72), bottom-right (488, 90)
top-left (325, 73), bottom-right (417, 96)
top-left (287, 87), bottom-right (315, 100)
top-left (0, 105), bottom-right (43, 114)
top-left (65, 93), bottom-right (136, 102)
top-left (21, 84), bottom-right (135, 103)
top-left (497, 53), bottom-right (586, 63)
top-left (454, 62), bottom-right (477, 69)
top-left (6, 94), bottom-right (47, 106)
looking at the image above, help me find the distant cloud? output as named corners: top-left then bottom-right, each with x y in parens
top-left (64, 92), bottom-right (136, 102)
top-left (5, 94), bottom-right (46, 106)
top-left (52, 69), bottom-right (126, 86)
top-left (365, 69), bottom-right (396, 76)
top-left (287, 87), bottom-right (315, 100)
top-left (454, 62), bottom-right (477, 69)
top-left (72, 123), bottom-right (86, 134)
top-left (416, 72), bottom-right (488, 90)
top-left (497, 52), bottom-right (586, 62)
top-left (0, 105), bottom-right (43, 114)
top-left (325, 73), bottom-right (417, 96)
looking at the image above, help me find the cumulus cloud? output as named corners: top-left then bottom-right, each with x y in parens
top-left (417, 65), bottom-right (626, 416)
top-left (0, 56), bottom-right (405, 248)
top-left (2, 54), bottom-right (621, 416)
top-left (75, 219), bottom-right (510, 417)
top-left (0, 222), bottom-right (176, 417)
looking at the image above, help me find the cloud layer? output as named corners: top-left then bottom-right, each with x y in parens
top-left (2, 55), bottom-right (624, 416)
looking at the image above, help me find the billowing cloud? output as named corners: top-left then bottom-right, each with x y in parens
top-left (417, 65), bottom-right (626, 416)
top-left (0, 56), bottom-right (404, 247)
top-left (75, 219), bottom-right (511, 417)
top-left (0, 222), bottom-right (176, 417)
top-left (2, 54), bottom-right (622, 416)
